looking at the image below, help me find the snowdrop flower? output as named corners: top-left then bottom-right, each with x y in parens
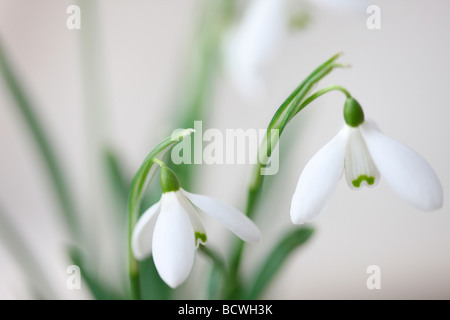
top-left (291, 97), bottom-right (443, 224)
top-left (132, 165), bottom-right (261, 288)
top-left (223, 0), bottom-right (287, 100)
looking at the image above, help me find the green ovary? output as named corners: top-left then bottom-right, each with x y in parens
top-left (352, 175), bottom-right (375, 188)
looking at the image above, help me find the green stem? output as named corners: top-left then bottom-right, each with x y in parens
top-left (151, 157), bottom-right (166, 168)
top-left (294, 85), bottom-right (351, 117)
top-left (0, 38), bottom-right (80, 241)
top-left (246, 62), bottom-right (343, 210)
top-left (226, 54), bottom-right (349, 298)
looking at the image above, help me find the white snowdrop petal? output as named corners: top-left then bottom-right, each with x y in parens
top-left (237, 0), bottom-right (285, 64)
top-left (152, 192), bottom-right (196, 288)
top-left (182, 190), bottom-right (261, 243)
top-left (131, 201), bottom-right (161, 261)
top-left (360, 121), bottom-right (443, 211)
top-left (290, 126), bottom-right (349, 224)
top-left (344, 127), bottom-right (380, 189)
top-left (175, 190), bottom-right (208, 247)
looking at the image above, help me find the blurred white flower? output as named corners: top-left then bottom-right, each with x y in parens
top-left (132, 167), bottom-right (261, 288)
top-left (223, 0), bottom-right (287, 100)
top-left (290, 118), bottom-right (443, 224)
top-left (223, 0), bottom-right (372, 101)
top-left (309, 0), bottom-right (368, 13)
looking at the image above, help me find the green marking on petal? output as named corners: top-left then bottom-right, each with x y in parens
top-left (195, 231), bottom-right (207, 246)
top-left (352, 175), bottom-right (375, 188)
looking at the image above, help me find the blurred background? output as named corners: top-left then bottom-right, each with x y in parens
top-left (0, 0), bottom-right (449, 299)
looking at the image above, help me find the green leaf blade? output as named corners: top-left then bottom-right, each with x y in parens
top-left (69, 247), bottom-right (125, 300)
top-left (0, 38), bottom-right (81, 241)
top-left (248, 227), bottom-right (314, 300)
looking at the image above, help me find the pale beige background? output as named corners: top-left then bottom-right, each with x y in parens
top-left (0, 0), bottom-right (449, 299)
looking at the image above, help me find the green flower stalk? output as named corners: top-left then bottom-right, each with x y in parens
top-left (226, 53), bottom-right (348, 297)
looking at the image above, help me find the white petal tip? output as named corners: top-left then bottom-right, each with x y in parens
top-left (360, 121), bottom-right (443, 213)
top-left (289, 191), bottom-right (329, 226)
top-left (241, 223), bottom-right (262, 243)
top-left (131, 229), bottom-right (151, 261)
top-left (131, 248), bottom-right (148, 262)
top-left (234, 225), bottom-right (262, 243)
top-left (131, 201), bottom-right (161, 262)
top-left (289, 126), bottom-right (348, 226)
top-left (290, 192), bottom-right (324, 225)
top-left (290, 213), bottom-right (313, 225)
top-left (247, 229), bottom-right (262, 243)
top-left (290, 217), bottom-right (305, 225)
top-left (160, 274), bottom-right (185, 289)
top-left (152, 192), bottom-right (196, 290)
top-left (414, 193), bottom-right (443, 212)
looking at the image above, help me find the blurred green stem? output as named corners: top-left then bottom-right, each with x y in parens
top-left (199, 246), bottom-right (228, 299)
top-left (199, 245), bottom-right (227, 277)
top-left (0, 204), bottom-right (58, 299)
top-left (169, 0), bottom-right (235, 188)
top-left (0, 38), bottom-right (80, 241)
top-left (247, 227), bottom-right (314, 299)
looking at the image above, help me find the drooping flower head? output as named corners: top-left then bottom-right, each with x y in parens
top-left (132, 164), bottom-right (261, 288)
top-left (290, 97), bottom-right (443, 224)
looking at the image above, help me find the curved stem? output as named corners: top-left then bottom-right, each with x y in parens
top-left (226, 55), bottom-right (351, 298)
top-left (151, 157), bottom-right (166, 168)
top-left (248, 67), bottom-right (347, 220)
top-left (294, 85), bottom-right (350, 117)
